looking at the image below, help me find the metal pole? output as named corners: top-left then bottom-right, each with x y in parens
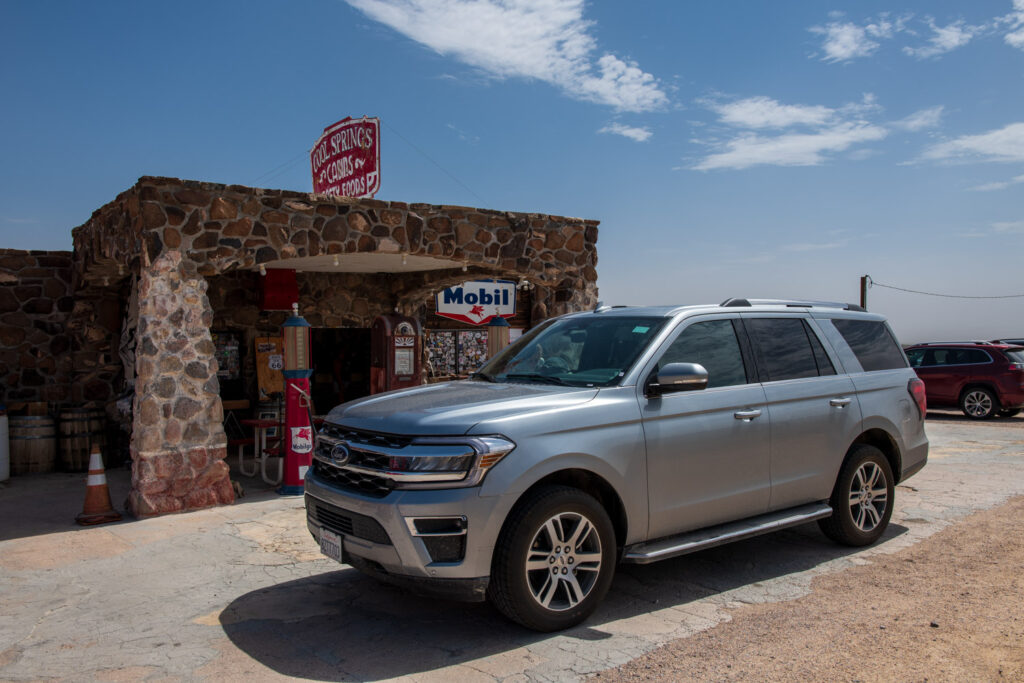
top-left (860, 276), bottom-right (868, 311)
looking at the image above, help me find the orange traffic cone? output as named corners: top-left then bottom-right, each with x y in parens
top-left (76, 445), bottom-right (122, 526)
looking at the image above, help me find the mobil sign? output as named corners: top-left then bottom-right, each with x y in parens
top-left (310, 116), bottom-right (381, 198)
top-left (436, 280), bottom-right (517, 326)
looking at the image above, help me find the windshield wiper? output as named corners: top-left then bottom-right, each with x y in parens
top-left (470, 371), bottom-right (497, 382)
top-left (503, 373), bottom-right (572, 386)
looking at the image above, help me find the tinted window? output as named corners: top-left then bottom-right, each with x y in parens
top-left (906, 348), bottom-right (925, 367)
top-left (1006, 349), bottom-right (1024, 364)
top-left (808, 327), bottom-right (837, 376)
top-left (659, 319), bottom-right (748, 388)
top-left (961, 349), bottom-right (991, 364)
top-left (831, 319), bottom-right (907, 372)
top-left (747, 318), bottom-right (820, 381)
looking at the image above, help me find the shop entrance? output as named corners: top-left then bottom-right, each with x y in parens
top-left (311, 328), bottom-right (371, 413)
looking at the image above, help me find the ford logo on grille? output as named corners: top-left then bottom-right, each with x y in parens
top-left (329, 443), bottom-right (351, 466)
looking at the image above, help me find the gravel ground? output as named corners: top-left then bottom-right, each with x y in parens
top-left (592, 493), bottom-right (1024, 682)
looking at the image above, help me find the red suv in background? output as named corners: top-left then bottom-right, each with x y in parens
top-left (904, 342), bottom-right (1024, 419)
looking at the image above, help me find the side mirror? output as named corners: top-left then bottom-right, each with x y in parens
top-left (648, 362), bottom-right (709, 396)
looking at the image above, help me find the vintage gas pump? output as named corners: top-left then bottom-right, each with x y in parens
top-left (279, 303), bottom-right (314, 495)
top-left (486, 313), bottom-right (511, 359)
top-left (370, 314), bottom-right (423, 394)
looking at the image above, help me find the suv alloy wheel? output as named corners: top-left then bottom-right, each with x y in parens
top-left (818, 445), bottom-right (894, 546)
top-left (488, 485), bottom-right (617, 631)
top-left (960, 387), bottom-right (998, 420)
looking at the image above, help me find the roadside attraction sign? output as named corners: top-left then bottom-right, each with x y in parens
top-left (310, 116), bottom-right (381, 198)
top-left (435, 280), bottom-right (517, 325)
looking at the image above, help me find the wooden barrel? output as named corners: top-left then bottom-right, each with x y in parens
top-left (59, 408), bottom-right (107, 472)
top-left (9, 415), bottom-right (57, 475)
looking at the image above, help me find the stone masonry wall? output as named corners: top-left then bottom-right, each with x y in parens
top-left (73, 177), bottom-right (599, 305)
top-left (69, 176), bottom-right (599, 516)
top-left (131, 251), bottom-right (233, 516)
top-left (0, 250), bottom-right (74, 406)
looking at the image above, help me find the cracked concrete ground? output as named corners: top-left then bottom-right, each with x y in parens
top-left (0, 412), bottom-right (1021, 682)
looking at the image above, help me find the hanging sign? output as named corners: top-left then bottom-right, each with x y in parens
top-left (435, 280), bottom-right (517, 326)
top-left (310, 116), bottom-right (381, 198)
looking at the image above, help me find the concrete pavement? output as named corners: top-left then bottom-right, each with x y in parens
top-left (1, 413), bottom-right (1022, 682)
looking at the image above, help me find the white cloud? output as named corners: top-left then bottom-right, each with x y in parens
top-left (446, 123), bottom-right (480, 145)
top-left (780, 240), bottom-right (848, 253)
top-left (343, 0), bottom-right (667, 112)
top-left (809, 17), bottom-right (899, 62)
top-left (694, 122), bottom-right (888, 171)
top-left (922, 122), bottom-right (1024, 163)
top-left (810, 10), bottom-right (1024, 61)
top-left (693, 95), bottom-right (891, 171)
top-left (1005, 0), bottom-right (1024, 49)
top-left (709, 96), bottom-right (834, 129)
top-left (993, 220), bottom-right (1024, 233)
top-left (903, 19), bottom-right (982, 58)
top-left (892, 105), bottom-right (944, 131)
top-left (969, 174), bottom-right (1024, 191)
top-left (598, 123), bottom-right (652, 142)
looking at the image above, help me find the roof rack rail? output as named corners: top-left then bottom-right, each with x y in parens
top-left (720, 298), bottom-right (865, 311)
top-left (915, 340), bottom-right (994, 346)
top-left (594, 302), bottom-right (629, 313)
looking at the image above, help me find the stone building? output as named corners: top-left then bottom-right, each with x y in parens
top-left (1, 177), bottom-right (600, 517)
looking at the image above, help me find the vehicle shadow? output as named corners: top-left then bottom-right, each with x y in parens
top-left (219, 521), bottom-right (908, 681)
top-left (925, 409), bottom-right (1022, 424)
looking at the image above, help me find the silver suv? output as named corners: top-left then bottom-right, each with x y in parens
top-left (306, 299), bottom-right (928, 631)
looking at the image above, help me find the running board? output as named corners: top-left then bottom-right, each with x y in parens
top-left (622, 503), bottom-right (833, 565)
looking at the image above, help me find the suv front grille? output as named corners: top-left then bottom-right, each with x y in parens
top-left (309, 498), bottom-right (392, 545)
top-left (312, 459), bottom-right (394, 498)
top-left (318, 424), bottom-right (413, 449)
top-left (312, 425), bottom-right (410, 498)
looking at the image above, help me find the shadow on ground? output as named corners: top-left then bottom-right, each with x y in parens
top-left (220, 522), bottom-right (907, 681)
top-left (925, 409), bottom-right (1023, 425)
top-left (0, 461), bottom-right (284, 542)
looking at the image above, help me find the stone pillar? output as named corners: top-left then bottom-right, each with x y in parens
top-left (130, 251), bottom-right (233, 516)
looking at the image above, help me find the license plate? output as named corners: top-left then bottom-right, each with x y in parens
top-left (319, 528), bottom-right (343, 563)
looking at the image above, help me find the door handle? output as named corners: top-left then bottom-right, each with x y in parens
top-left (830, 397), bottom-right (853, 408)
top-left (734, 409), bottom-right (762, 421)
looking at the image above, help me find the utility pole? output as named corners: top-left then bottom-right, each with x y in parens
top-left (860, 275), bottom-right (869, 311)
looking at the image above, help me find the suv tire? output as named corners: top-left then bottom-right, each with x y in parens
top-left (960, 387), bottom-right (998, 419)
top-left (488, 485), bottom-right (616, 632)
top-left (818, 445), bottom-right (894, 547)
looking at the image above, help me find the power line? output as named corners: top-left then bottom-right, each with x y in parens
top-left (866, 276), bottom-right (1024, 299)
top-left (383, 120), bottom-right (485, 204)
top-left (252, 149), bottom-right (310, 187)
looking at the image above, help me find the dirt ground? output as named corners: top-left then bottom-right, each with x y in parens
top-left (593, 493), bottom-right (1024, 682)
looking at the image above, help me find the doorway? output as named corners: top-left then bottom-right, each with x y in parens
top-left (311, 328), bottom-right (371, 413)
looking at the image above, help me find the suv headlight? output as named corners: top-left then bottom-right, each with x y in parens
top-left (314, 433), bottom-right (516, 490)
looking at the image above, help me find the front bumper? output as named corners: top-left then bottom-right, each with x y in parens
top-left (305, 470), bottom-right (508, 602)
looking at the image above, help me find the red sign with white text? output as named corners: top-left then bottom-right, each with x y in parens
top-left (310, 116), bottom-right (381, 198)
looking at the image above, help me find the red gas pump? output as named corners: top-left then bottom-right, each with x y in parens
top-left (279, 303), bottom-right (314, 495)
top-left (370, 314), bottom-right (423, 394)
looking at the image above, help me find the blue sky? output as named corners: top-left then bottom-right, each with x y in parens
top-left (2, 0), bottom-right (1023, 342)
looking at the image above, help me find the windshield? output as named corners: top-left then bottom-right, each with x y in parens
top-left (476, 315), bottom-right (667, 387)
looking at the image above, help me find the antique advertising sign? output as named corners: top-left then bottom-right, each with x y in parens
top-left (310, 116), bottom-right (381, 198)
top-left (435, 280), bottom-right (517, 325)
